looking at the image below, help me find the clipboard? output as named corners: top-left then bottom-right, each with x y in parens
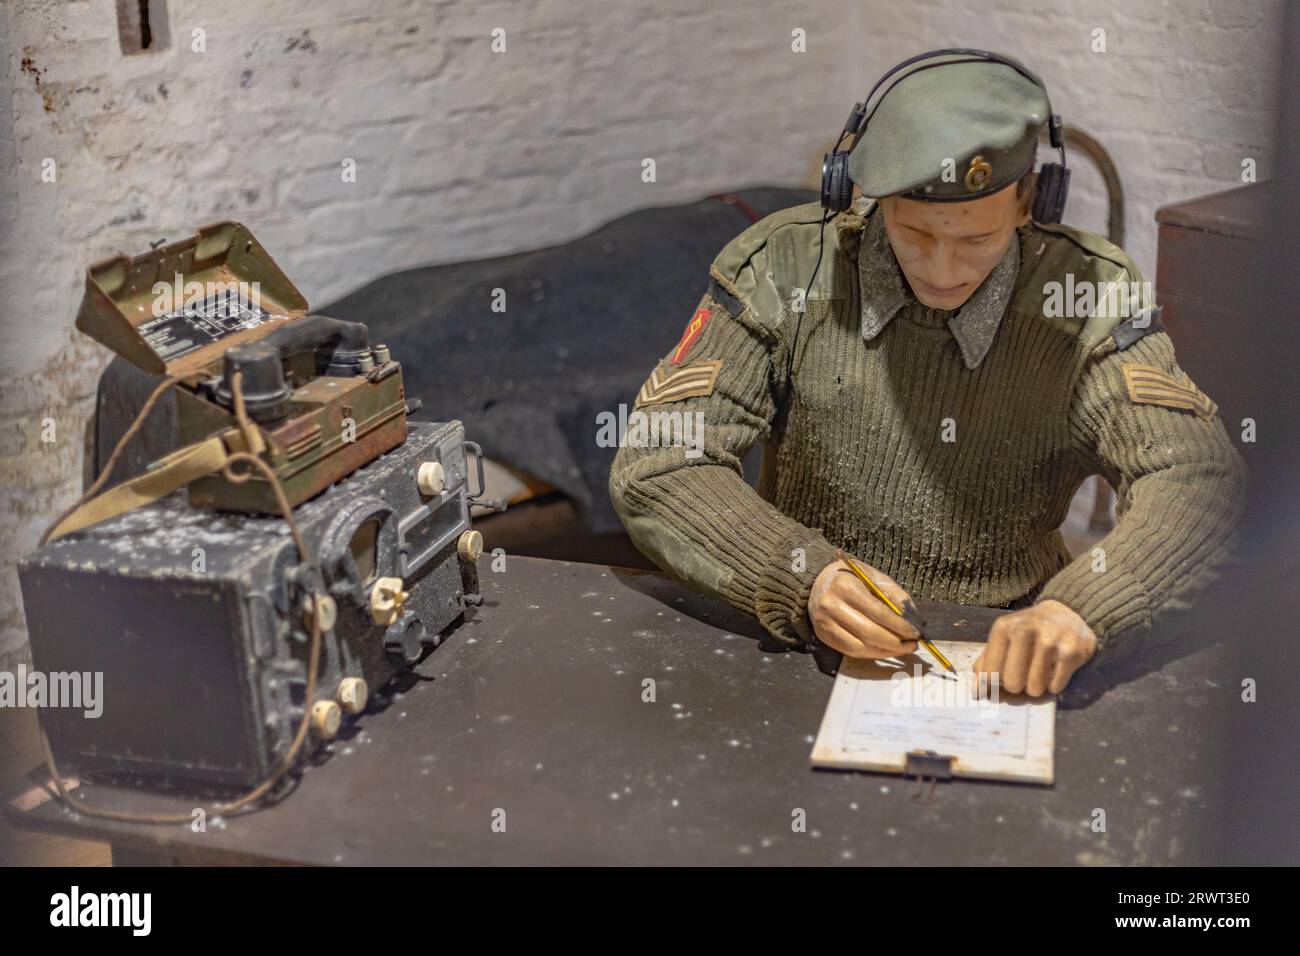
top-left (810, 640), bottom-right (1056, 785)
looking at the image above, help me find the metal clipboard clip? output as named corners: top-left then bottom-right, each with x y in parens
top-left (904, 749), bottom-right (954, 804)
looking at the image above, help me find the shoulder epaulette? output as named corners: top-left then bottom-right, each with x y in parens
top-left (1018, 222), bottom-right (1151, 348)
top-left (711, 201), bottom-right (825, 284)
top-left (1030, 220), bottom-right (1135, 277)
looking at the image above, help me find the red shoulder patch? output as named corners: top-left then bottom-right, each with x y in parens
top-left (670, 307), bottom-right (711, 365)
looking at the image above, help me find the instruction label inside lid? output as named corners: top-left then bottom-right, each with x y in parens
top-left (136, 287), bottom-right (274, 364)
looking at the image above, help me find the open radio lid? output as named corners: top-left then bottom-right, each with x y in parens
top-left (74, 221), bottom-right (311, 376)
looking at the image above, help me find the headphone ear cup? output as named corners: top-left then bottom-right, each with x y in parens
top-left (1032, 162), bottom-right (1071, 224)
top-left (821, 152), bottom-right (853, 212)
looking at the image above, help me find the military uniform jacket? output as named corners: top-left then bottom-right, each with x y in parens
top-left (608, 199), bottom-right (1246, 667)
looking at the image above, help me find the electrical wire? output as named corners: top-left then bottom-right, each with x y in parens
top-left (37, 371), bottom-right (325, 824)
top-left (784, 211), bottom-right (832, 396)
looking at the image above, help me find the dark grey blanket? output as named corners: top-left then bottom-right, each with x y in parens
top-left (321, 187), bottom-right (814, 532)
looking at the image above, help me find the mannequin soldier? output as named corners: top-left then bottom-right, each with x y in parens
top-left (608, 50), bottom-right (1246, 696)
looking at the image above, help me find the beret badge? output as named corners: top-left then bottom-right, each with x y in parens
top-left (964, 155), bottom-right (993, 193)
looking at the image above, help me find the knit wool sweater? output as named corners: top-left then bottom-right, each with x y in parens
top-left (608, 200), bottom-right (1246, 668)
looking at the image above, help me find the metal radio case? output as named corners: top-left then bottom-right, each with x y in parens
top-left (19, 421), bottom-right (477, 790)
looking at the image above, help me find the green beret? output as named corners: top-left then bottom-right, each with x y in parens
top-left (848, 55), bottom-right (1050, 200)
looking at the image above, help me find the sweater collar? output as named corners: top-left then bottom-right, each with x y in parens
top-left (857, 208), bottom-right (1019, 370)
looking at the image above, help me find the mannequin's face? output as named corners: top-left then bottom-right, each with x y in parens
top-left (879, 184), bottom-right (1029, 310)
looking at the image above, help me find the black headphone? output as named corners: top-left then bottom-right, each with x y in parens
top-left (820, 48), bottom-right (1070, 223)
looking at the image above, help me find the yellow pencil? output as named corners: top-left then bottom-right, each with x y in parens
top-left (835, 549), bottom-right (957, 674)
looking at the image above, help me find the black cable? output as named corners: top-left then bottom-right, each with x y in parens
top-left (784, 211), bottom-right (832, 398)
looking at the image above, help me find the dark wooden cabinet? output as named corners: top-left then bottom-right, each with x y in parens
top-left (1155, 183), bottom-right (1270, 436)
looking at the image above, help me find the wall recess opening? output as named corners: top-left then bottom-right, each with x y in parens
top-left (116, 0), bottom-right (171, 55)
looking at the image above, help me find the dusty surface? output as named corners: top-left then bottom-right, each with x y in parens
top-left (4, 556), bottom-right (1231, 865)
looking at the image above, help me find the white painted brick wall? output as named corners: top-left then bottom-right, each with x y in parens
top-left (0, 0), bottom-right (1283, 666)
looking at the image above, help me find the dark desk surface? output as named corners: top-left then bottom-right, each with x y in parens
top-left (5, 556), bottom-right (1232, 865)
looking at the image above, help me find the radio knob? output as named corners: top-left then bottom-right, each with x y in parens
top-left (417, 461), bottom-right (445, 496)
top-left (384, 615), bottom-right (425, 663)
top-left (338, 677), bottom-right (369, 715)
top-left (301, 593), bottom-right (337, 632)
top-left (369, 576), bottom-right (409, 626)
top-left (457, 529), bottom-right (484, 561)
top-left (311, 700), bottom-right (342, 740)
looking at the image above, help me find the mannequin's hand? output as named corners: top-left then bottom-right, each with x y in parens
top-left (973, 599), bottom-right (1098, 697)
top-left (808, 559), bottom-right (919, 659)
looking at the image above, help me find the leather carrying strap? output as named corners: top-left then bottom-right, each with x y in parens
top-left (46, 426), bottom-right (266, 542)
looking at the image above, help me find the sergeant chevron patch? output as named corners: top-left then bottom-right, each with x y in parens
top-left (635, 360), bottom-right (723, 409)
top-left (1122, 363), bottom-right (1216, 420)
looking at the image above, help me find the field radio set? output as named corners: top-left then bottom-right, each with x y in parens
top-left (18, 223), bottom-right (504, 799)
